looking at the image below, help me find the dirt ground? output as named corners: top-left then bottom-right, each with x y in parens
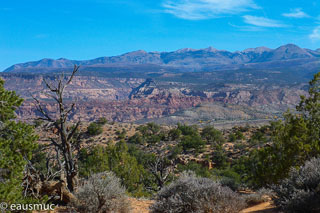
top-left (129, 198), bottom-right (154, 213)
top-left (241, 201), bottom-right (278, 213)
top-left (129, 198), bottom-right (279, 213)
top-left (47, 199), bottom-right (279, 213)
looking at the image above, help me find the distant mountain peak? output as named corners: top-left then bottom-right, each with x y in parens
top-left (275, 44), bottom-right (309, 53)
top-left (39, 58), bottom-right (54, 61)
top-left (118, 50), bottom-right (148, 57)
top-left (276, 44), bottom-right (302, 51)
top-left (128, 50), bottom-right (147, 54)
top-left (242, 47), bottom-right (271, 53)
top-left (283, 43), bottom-right (300, 47)
top-left (202, 46), bottom-right (218, 52)
top-left (175, 48), bottom-right (196, 53)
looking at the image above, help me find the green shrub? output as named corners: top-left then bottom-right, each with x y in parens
top-left (180, 135), bottom-right (205, 152)
top-left (249, 130), bottom-right (268, 146)
top-left (78, 142), bottom-right (149, 197)
top-left (168, 128), bottom-right (182, 140)
top-left (201, 126), bottom-right (225, 145)
top-left (177, 162), bottom-right (211, 178)
top-left (229, 133), bottom-right (237, 142)
top-left (235, 130), bottom-right (245, 140)
top-left (168, 145), bottom-right (183, 159)
top-left (212, 168), bottom-right (242, 191)
top-left (78, 146), bottom-right (109, 178)
top-left (211, 146), bottom-right (228, 169)
top-left (137, 122), bottom-right (161, 136)
top-left (149, 135), bottom-right (161, 144)
top-left (117, 129), bottom-right (127, 140)
top-left (134, 123), bottom-right (163, 145)
top-left (234, 142), bottom-right (246, 150)
top-left (87, 122), bottom-right (103, 136)
top-left (96, 117), bottom-right (108, 125)
top-left (177, 123), bottom-right (199, 136)
top-left (128, 133), bottom-right (145, 144)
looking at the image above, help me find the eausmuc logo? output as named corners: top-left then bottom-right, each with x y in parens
top-left (0, 202), bottom-right (55, 212)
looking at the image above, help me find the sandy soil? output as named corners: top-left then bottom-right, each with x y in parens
top-left (41, 199), bottom-right (278, 213)
top-left (241, 201), bottom-right (278, 213)
top-left (129, 198), bottom-right (279, 213)
top-left (129, 198), bottom-right (154, 213)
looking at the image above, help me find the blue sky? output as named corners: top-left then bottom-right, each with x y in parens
top-left (1, 0), bottom-right (320, 71)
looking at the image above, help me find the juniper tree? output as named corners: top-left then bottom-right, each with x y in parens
top-left (245, 72), bottom-right (320, 186)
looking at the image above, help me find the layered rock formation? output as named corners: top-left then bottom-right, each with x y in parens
top-left (1, 73), bottom-right (306, 124)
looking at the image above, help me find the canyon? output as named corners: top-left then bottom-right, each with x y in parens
top-left (1, 44), bottom-right (317, 125)
top-left (1, 73), bottom-right (307, 125)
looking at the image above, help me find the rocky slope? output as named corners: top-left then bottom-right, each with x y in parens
top-left (2, 74), bottom-right (144, 101)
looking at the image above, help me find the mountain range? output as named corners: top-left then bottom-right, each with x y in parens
top-left (4, 44), bottom-right (320, 73)
top-left (2, 44), bottom-right (318, 125)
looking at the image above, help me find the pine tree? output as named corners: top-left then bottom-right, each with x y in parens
top-left (0, 78), bottom-right (38, 203)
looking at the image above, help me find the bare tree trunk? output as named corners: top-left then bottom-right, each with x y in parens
top-left (148, 156), bottom-right (173, 190)
top-left (33, 65), bottom-right (81, 193)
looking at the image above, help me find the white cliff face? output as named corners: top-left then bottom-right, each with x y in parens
top-left (3, 75), bottom-right (145, 101)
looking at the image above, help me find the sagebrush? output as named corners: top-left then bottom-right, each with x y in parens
top-left (150, 171), bottom-right (246, 213)
top-left (73, 172), bottom-right (130, 213)
top-left (272, 157), bottom-right (320, 212)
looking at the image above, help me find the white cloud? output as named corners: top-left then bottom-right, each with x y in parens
top-left (228, 22), bottom-right (263, 31)
top-left (243, 15), bottom-right (287, 28)
top-left (162, 0), bottom-right (259, 20)
top-left (310, 26), bottom-right (320, 41)
top-left (282, 8), bottom-right (310, 18)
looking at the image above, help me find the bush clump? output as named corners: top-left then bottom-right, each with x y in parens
top-left (150, 171), bottom-right (246, 213)
top-left (272, 157), bottom-right (320, 212)
top-left (87, 122), bottom-right (103, 136)
top-left (201, 126), bottom-right (225, 145)
top-left (73, 172), bottom-right (130, 213)
top-left (180, 135), bottom-right (205, 152)
top-left (96, 117), bottom-right (108, 125)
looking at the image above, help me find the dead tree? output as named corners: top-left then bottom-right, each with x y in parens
top-left (33, 65), bottom-right (81, 193)
top-left (148, 156), bottom-right (174, 190)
